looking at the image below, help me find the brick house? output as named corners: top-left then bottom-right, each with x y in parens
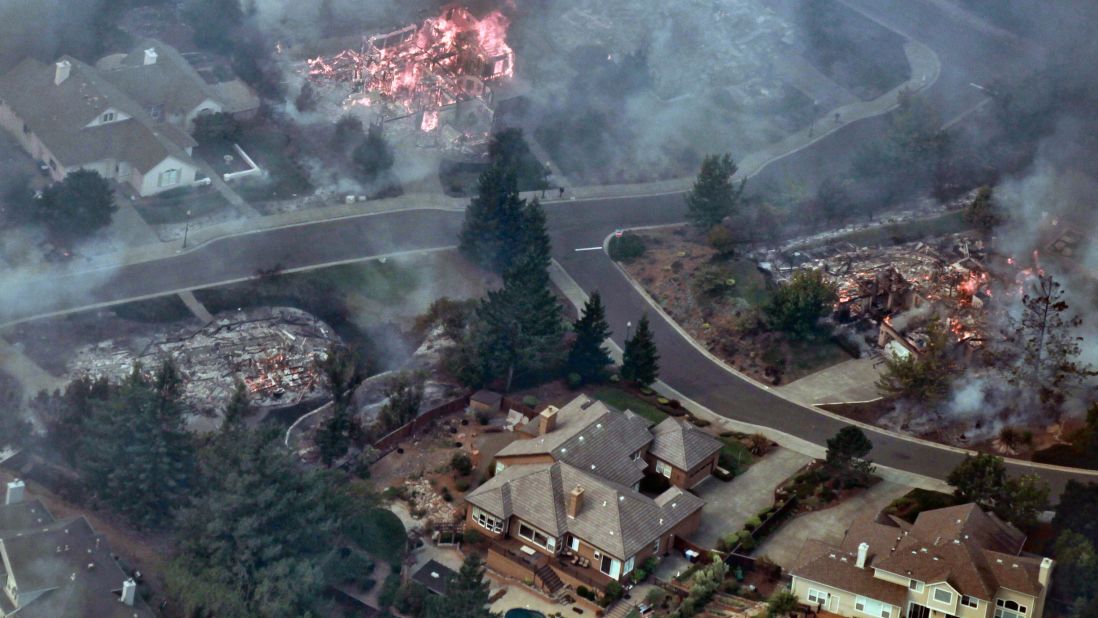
top-left (468, 395), bottom-right (721, 594)
top-left (790, 503), bottom-right (1054, 618)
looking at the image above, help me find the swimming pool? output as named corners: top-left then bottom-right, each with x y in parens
top-left (504, 609), bottom-right (548, 618)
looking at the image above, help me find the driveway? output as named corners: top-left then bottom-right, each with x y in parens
top-left (754, 480), bottom-right (912, 569)
top-left (691, 448), bottom-right (813, 549)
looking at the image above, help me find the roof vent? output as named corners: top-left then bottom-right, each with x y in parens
top-left (920, 548), bottom-right (928, 553)
top-left (596, 423), bottom-right (602, 429)
top-left (1012, 563), bottom-right (1019, 568)
top-left (996, 559), bottom-right (1003, 564)
top-left (578, 436), bottom-right (585, 442)
top-left (431, 571), bottom-right (440, 579)
top-left (144, 48), bottom-right (158, 66)
top-left (55, 60), bottom-right (71, 85)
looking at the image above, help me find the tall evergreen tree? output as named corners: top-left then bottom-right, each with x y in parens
top-left (568, 292), bottom-right (613, 383)
top-left (76, 363), bottom-right (193, 529)
top-left (459, 165), bottom-right (527, 273)
top-left (621, 314), bottom-right (660, 386)
top-left (474, 252), bottom-right (564, 390)
top-left (167, 426), bottom-right (338, 617)
top-left (521, 198), bottom-right (552, 270)
top-left (424, 553), bottom-right (499, 618)
top-left (685, 153), bottom-right (745, 230)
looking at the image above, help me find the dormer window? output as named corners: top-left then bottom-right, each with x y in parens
top-left (933, 588), bottom-right (953, 604)
top-left (101, 112), bottom-right (116, 123)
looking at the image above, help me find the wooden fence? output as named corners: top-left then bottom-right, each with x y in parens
top-left (371, 395), bottom-right (472, 451)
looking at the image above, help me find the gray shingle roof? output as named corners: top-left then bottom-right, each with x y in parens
top-left (649, 417), bottom-right (723, 471)
top-left (499, 396), bottom-right (654, 487)
top-left (0, 55), bottom-right (195, 173)
top-left (0, 499), bottom-right (53, 531)
top-left (0, 516), bottom-right (155, 618)
top-left (98, 39), bottom-right (217, 121)
top-left (467, 461), bottom-right (704, 559)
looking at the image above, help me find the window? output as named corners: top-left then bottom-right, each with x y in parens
top-left (652, 538), bottom-right (661, 555)
top-left (472, 508), bottom-right (502, 533)
top-left (908, 579), bottom-right (924, 592)
top-left (623, 557), bottom-right (635, 575)
top-left (632, 450), bottom-right (642, 462)
top-left (494, 461), bottom-right (505, 474)
top-left (157, 168), bottom-right (180, 187)
top-left (933, 588), bottom-right (954, 605)
top-left (570, 537), bottom-right (580, 552)
top-left (656, 461), bottom-right (672, 478)
top-left (855, 596), bottom-right (893, 618)
top-left (807, 589), bottom-right (828, 605)
top-left (600, 554), bottom-right (620, 578)
top-left (101, 112), bottom-right (116, 123)
top-left (961, 596), bottom-right (979, 609)
top-left (518, 523), bottom-right (555, 551)
top-left (995, 599), bottom-right (1027, 618)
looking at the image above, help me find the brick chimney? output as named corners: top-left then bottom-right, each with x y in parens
top-left (5, 479), bottom-right (24, 506)
top-left (856, 542), bottom-right (869, 569)
top-left (538, 406), bottom-right (559, 435)
top-left (120, 578), bottom-right (136, 606)
top-left (143, 48), bottom-right (158, 66)
top-left (567, 486), bottom-right (584, 518)
top-left (54, 60), bottom-right (71, 86)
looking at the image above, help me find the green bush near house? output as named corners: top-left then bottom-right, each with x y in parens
top-left (608, 233), bottom-right (646, 262)
top-left (346, 508), bottom-right (406, 560)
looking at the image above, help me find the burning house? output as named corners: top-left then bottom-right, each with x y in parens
top-left (306, 4), bottom-right (514, 152)
top-left (771, 233), bottom-right (999, 362)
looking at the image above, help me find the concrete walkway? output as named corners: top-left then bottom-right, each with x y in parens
top-left (754, 480), bottom-right (913, 568)
top-left (691, 448), bottom-right (814, 549)
top-left (177, 290), bottom-right (214, 323)
top-left (777, 357), bottom-right (885, 406)
top-left (0, 338), bottom-right (62, 401)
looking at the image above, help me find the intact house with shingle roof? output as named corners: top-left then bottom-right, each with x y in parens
top-left (0, 481), bottom-right (154, 618)
top-left (789, 503), bottom-right (1054, 618)
top-left (466, 395), bottom-right (720, 590)
top-left (493, 395), bottom-right (723, 491)
top-left (0, 39), bottom-right (258, 197)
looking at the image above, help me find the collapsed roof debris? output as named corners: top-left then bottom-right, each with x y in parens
top-left (304, 4), bottom-right (513, 153)
top-left (69, 308), bottom-right (340, 428)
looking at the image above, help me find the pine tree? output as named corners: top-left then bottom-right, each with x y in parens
top-left (459, 165), bottom-right (527, 273)
top-left (521, 199), bottom-right (551, 271)
top-left (621, 314), bottom-right (659, 386)
top-left (223, 380), bottom-right (250, 425)
top-left (76, 366), bottom-right (193, 529)
top-left (424, 554), bottom-right (499, 618)
top-left (685, 153), bottom-right (744, 230)
top-left (167, 426), bottom-right (338, 617)
top-left (568, 292), bottom-right (613, 383)
top-left (474, 252), bottom-right (564, 391)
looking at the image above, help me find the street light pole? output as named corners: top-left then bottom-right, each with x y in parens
top-left (182, 209), bottom-right (192, 249)
top-left (625, 321), bottom-right (632, 341)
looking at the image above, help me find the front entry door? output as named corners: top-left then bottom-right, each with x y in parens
top-left (908, 602), bottom-right (931, 618)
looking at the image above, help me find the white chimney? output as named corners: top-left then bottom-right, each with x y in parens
top-left (856, 542), bottom-right (869, 569)
top-left (6, 479), bottom-right (24, 505)
top-left (1038, 557), bottom-right (1054, 587)
top-left (54, 60), bottom-right (71, 85)
top-left (143, 48), bottom-right (158, 66)
top-left (120, 578), bottom-right (136, 606)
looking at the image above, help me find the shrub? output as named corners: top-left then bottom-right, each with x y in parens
top-left (455, 479), bottom-right (471, 492)
top-left (609, 374), bottom-right (621, 383)
top-left (576, 585), bottom-right (594, 601)
top-left (643, 556), bottom-right (659, 572)
top-left (603, 581), bottom-right (624, 606)
top-left (707, 225), bottom-right (737, 255)
top-left (656, 397), bottom-right (670, 405)
top-left (640, 387), bottom-right (655, 396)
top-left (441, 487), bottom-right (453, 502)
top-left (630, 568), bottom-right (647, 583)
top-left (644, 587), bottom-right (664, 605)
top-left (745, 516), bottom-right (761, 531)
top-left (450, 452), bottom-right (474, 476)
top-left (738, 536), bottom-right (756, 551)
top-left (567, 372), bottom-right (583, 389)
top-left (668, 399), bottom-right (682, 409)
top-left (691, 418), bottom-right (710, 427)
top-left (476, 411), bottom-right (491, 425)
top-left (608, 232), bottom-right (646, 261)
top-left (522, 395), bottom-right (539, 408)
top-left (463, 529), bottom-right (485, 546)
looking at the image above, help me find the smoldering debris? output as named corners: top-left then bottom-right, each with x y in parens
top-left (68, 307), bottom-right (341, 429)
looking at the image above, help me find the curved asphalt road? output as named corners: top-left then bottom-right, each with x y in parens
top-left (1, 1), bottom-right (1087, 492)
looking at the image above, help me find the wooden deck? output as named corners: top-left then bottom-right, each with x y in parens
top-left (489, 536), bottom-right (613, 591)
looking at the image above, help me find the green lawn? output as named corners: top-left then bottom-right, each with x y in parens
top-left (718, 438), bottom-right (754, 474)
top-left (590, 386), bottom-right (668, 424)
top-left (884, 488), bottom-right (962, 523)
top-left (723, 257), bottom-right (772, 307)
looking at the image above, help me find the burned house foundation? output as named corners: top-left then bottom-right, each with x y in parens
top-left (69, 307), bottom-right (341, 430)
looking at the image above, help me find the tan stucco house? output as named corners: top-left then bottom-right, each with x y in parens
top-left (0, 39), bottom-right (259, 197)
top-left (789, 503), bottom-right (1053, 618)
top-left (467, 395), bottom-right (721, 594)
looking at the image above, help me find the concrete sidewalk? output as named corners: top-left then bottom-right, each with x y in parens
top-left (777, 357), bottom-right (885, 406)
